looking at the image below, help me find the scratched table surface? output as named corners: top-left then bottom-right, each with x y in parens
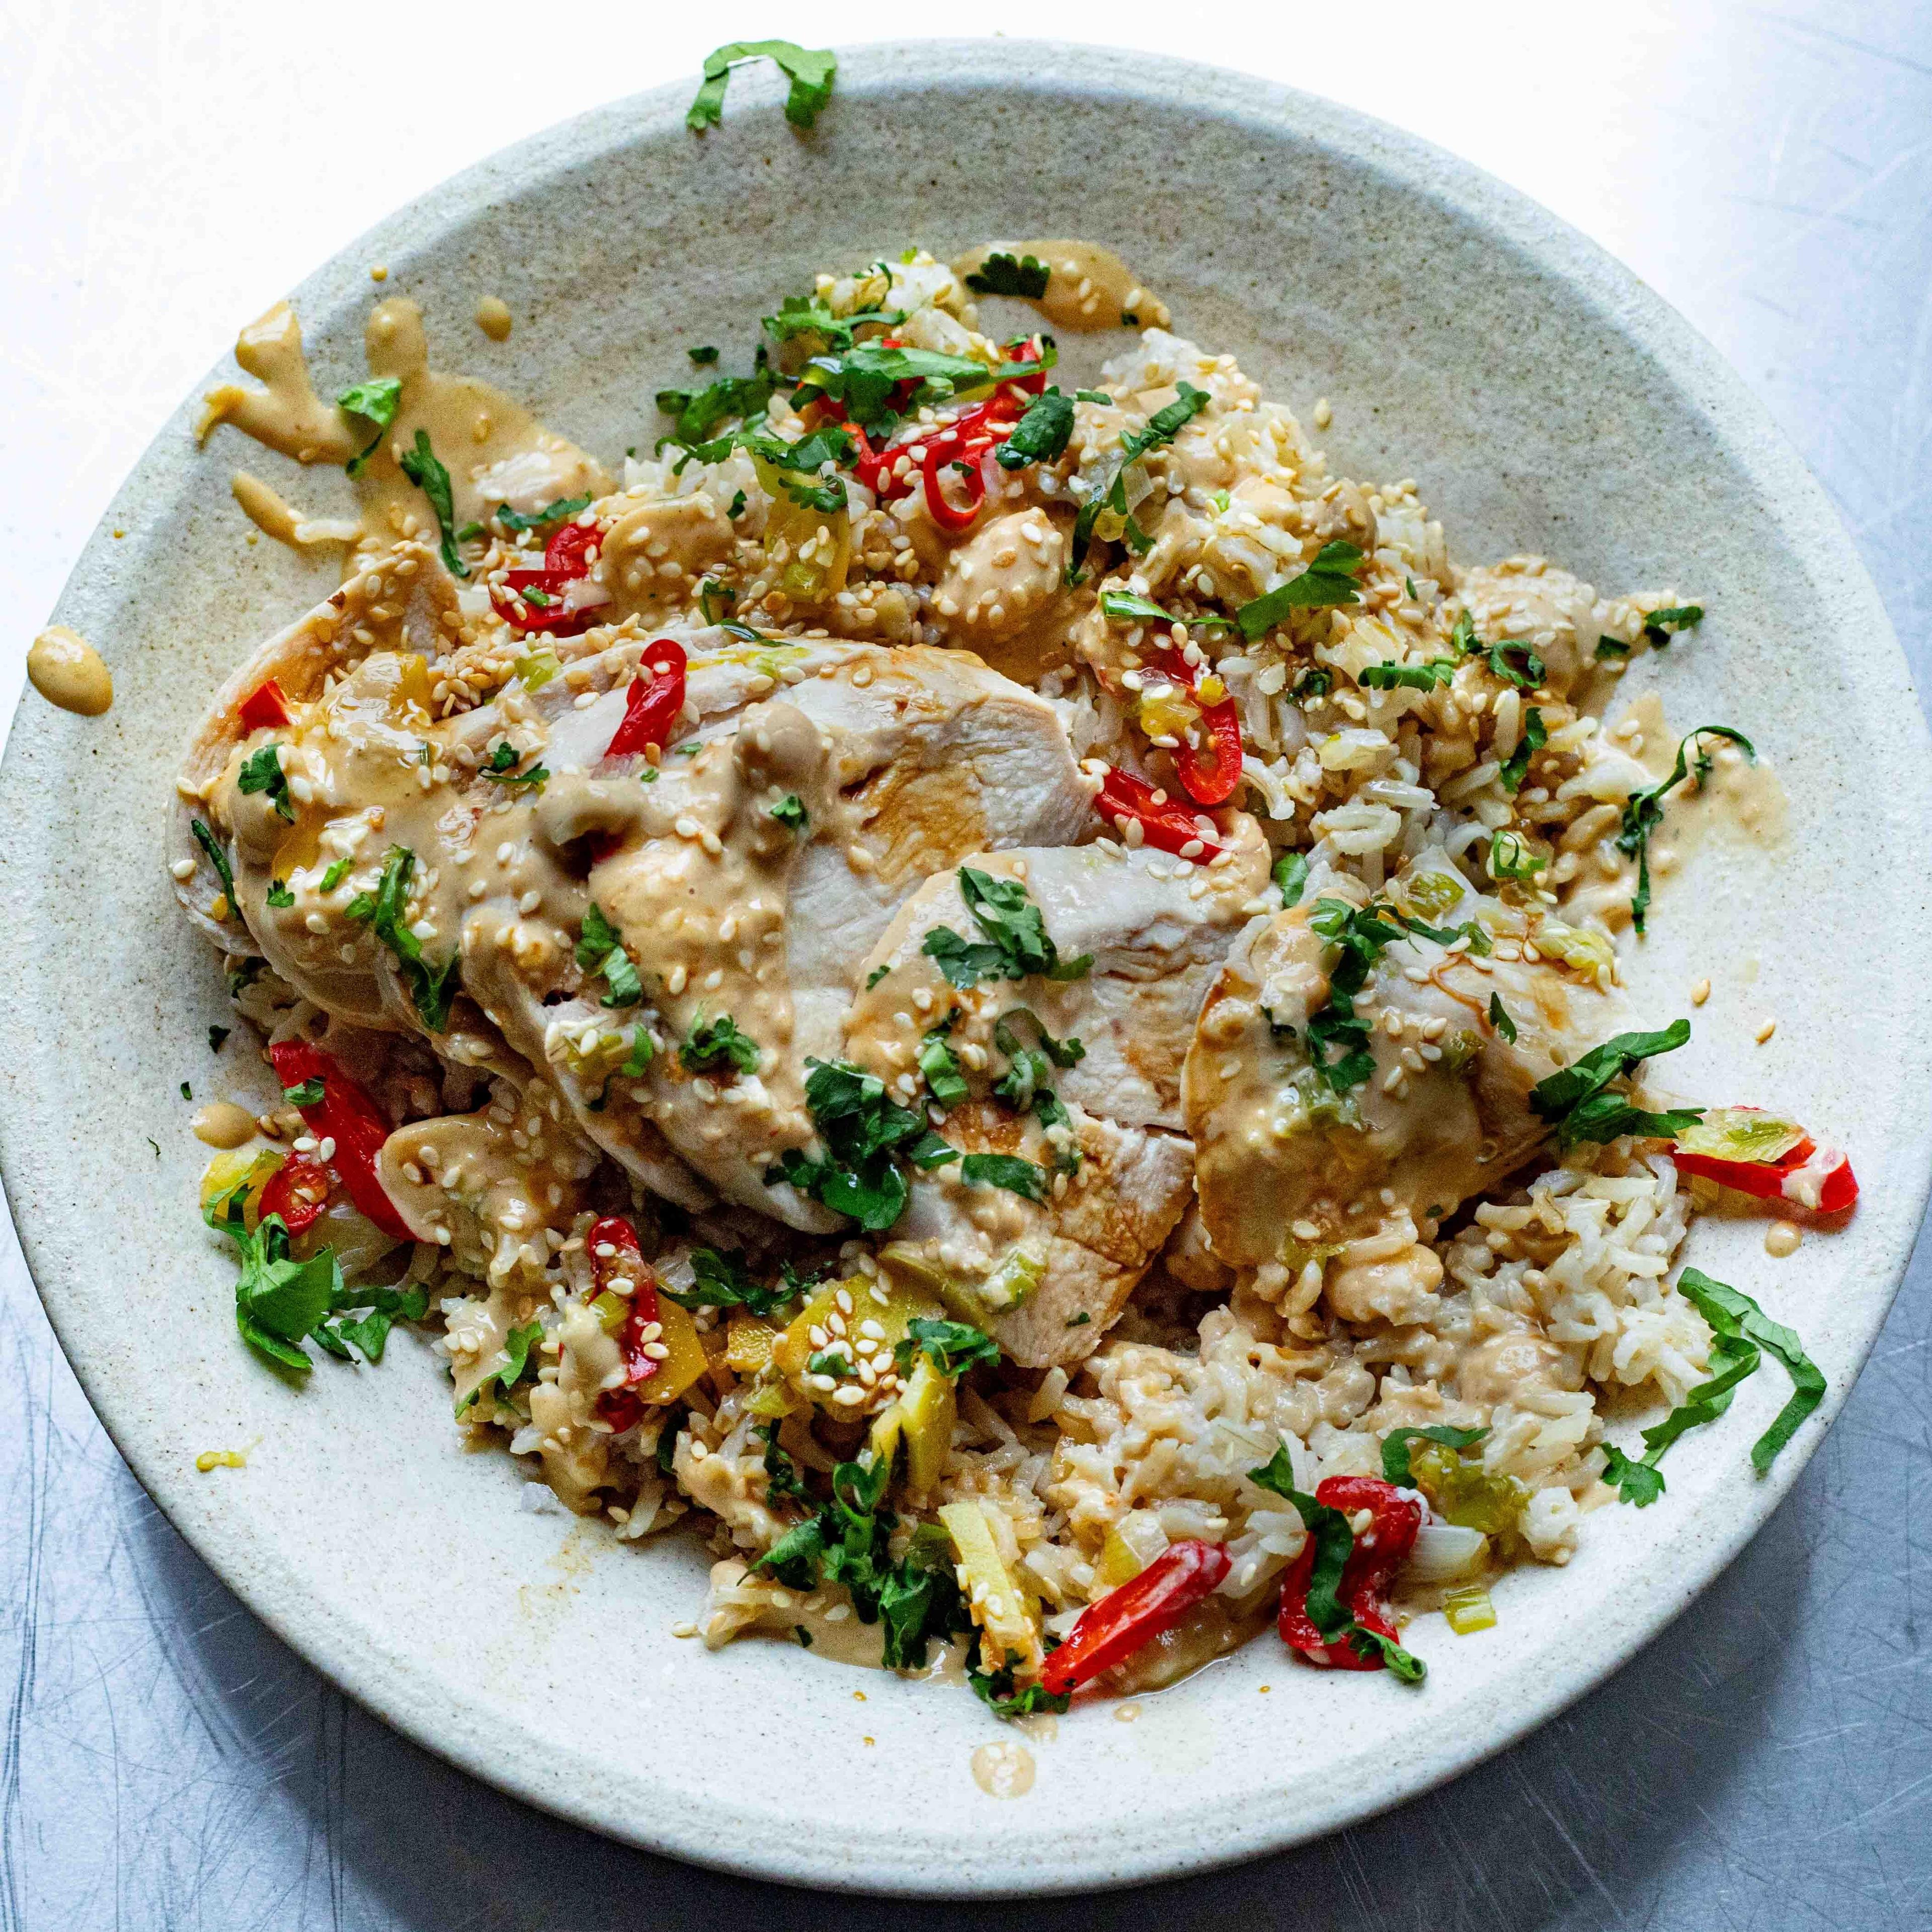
top-left (2, 3), bottom-right (1928, 1926)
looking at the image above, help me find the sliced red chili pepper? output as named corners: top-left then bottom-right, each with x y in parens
top-left (238, 679), bottom-right (292, 732)
top-left (1095, 765), bottom-right (1224, 862)
top-left (257, 1154), bottom-right (331, 1235)
top-left (589, 1216), bottom-right (662, 1432)
top-left (1672, 1137), bottom-right (1857, 1214)
top-left (1147, 650), bottom-right (1245, 808)
top-left (604, 638), bottom-right (689, 758)
top-left (1038, 1539), bottom-right (1231, 1695)
top-left (491, 516), bottom-right (605, 636)
top-left (266, 1040), bottom-right (412, 1241)
top-left (1278, 1475), bottom-right (1422, 1672)
top-left (922, 441), bottom-right (987, 532)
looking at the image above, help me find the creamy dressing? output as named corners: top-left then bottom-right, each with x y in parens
top-left (475, 295), bottom-right (513, 341)
top-left (231, 470), bottom-right (359, 550)
top-left (27, 626), bottom-right (112, 716)
top-left (970, 1738), bottom-right (1036, 1797)
top-left (953, 239), bottom-right (1171, 333)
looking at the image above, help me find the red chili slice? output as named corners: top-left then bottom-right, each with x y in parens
top-left (1094, 765), bottom-right (1224, 862)
top-left (257, 1154), bottom-right (331, 1235)
top-left (922, 441), bottom-right (987, 531)
top-left (589, 1216), bottom-right (662, 1432)
top-left (238, 679), bottom-right (292, 731)
top-left (1672, 1138), bottom-right (1858, 1215)
top-left (266, 1040), bottom-right (412, 1241)
top-left (1278, 1475), bottom-right (1422, 1673)
top-left (1148, 650), bottom-right (1245, 808)
top-left (491, 517), bottom-right (604, 635)
top-left (1038, 1539), bottom-right (1231, 1695)
top-left (604, 638), bottom-right (689, 758)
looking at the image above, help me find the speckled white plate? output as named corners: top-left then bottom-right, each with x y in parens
top-left (3, 39), bottom-right (1928, 1898)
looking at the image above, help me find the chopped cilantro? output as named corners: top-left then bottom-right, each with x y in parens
top-left (681, 1012), bottom-right (761, 1077)
top-left (660, 1249), bottom-right (797, 1318)
top-left (337, 376), bottom-right (401, 480)
top-left (959, 1153), bottom-right (1048, 1201)
top-left (969, 1642), bottom-right (1072, 1720)
top-left (800, 343), bottom-right (999, 436)
top-left (766, 1059), bottom-right (949, 1230)
top-left (281, 1077), bottom-right (325, 1108)
top-left (236, 743), bottom-right (295, 822)
top-left (396, 430), bottom-right (469, 578)
top-left (1616, 725), bottom-right (1755, 934)
top-left (1304, 899), bottom-right (1410, 1094)
top-left (1234, 541), bottom-right (1364, 639)
top-left (1066, 1311), bottom-right (1091, 1328)
top-left (1596, 638), bottom-right (1632, 660)
top-left (494, 495), bottom-right (591, 535)
top-left (575, 903), bottom-right (640, 1009)
top-left (1528, 1018), bottom-right (1702, 1150)
top-left (996, 387), bottom-right (1075, 470)
top-left (864, 963), bottom-right (891, 991)
top-left (189, 819), bottom-right (236, 906)
top-left (807, 1348), bottom-right (856, 1378)
top-left (728, 489), bottom-right (747, 519)
top-left (1450, 611), bottom-right (1544, 689)
top-left (757, 1422), bottom-right (811, 1503)
top-left (770, 793), bottom-right (809, 832)
top-left (920, 866), bottom-right (1092, 990)
top-left (1359, 657), bottom-right (1456, 691)
top-left (1498, 706), bottom-right (1547, 794)
top-left (1272, 851), bottom-right (1309, 907)
top-left (1488, 993), bottom-right (1518, 1044)
top-left (1643, 603), bottom-right (1704, 647)
top-left (1074, 388), bottom-right (1111, 404)
top-left (319, 858), bottom-right (351, 893)
top-left (893, 1317), bottom-right (1001, 1380)
top-left (480, 741), bottom-right (548, 789)
top-left (761, 293), bottom-right (904, 352)
top-left (1068, 382), bottom-right (1211, 581)
top-left (965, 252), bottom-right (1051, 298)
top-left (687, 41), bottom-right (837, 133)
top-left (656, 362), bottom-right (780, 448)
top-left (344, 845), bottom-right (461, 1030)
top-left (180, 1081), bottom-right (192, 1102)
top-left (688, 345), bottom-right (720, 365)
top-left (1602, 1266), bottom-right (1821, 1505)
top-left (265, 878), bottom-right (294, 908)
top-left (1290, 666), bottom-right (1333, 703)
top-left (455, 1319), bottom-right (543, 1414)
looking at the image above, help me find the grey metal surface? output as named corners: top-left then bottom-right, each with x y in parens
top-left (3, 5), bottom-right (1928, 1926)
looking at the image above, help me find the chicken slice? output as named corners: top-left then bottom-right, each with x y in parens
top-left (846, 832), bottom-right (1271, 1133)
top-left (1184, 870), bottom-right (1606, 1273)
top-left (885, 1102), bottom-right (1195, 1369)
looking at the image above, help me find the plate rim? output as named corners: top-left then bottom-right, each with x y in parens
top-left (5, 36), bottom-right (1930, 1896)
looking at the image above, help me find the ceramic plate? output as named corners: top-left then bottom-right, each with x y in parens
top-left (3, 40), bottom-right (1927, 1897)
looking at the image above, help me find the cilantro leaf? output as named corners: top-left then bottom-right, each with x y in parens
top-left (688, 346), bottom-right (720, 366)
top-left (190, 818), bottom-right (236, 906)
top-left (1068, 382), bottom-right (1211, 581)
top-left (1234, 541), bottom-right (1364, 639)
top-left (1499, 706), bottom-right (1547, 794)
top-left (345, 845), bottom-right (460, 1029)
top-left (801, 343), bottom-right (997, 436)
top-left (1359, 657), bottom-right (1456, 691)
top-left (969, 1645), bottom-right (1072, 1720)
top-left (919, 866), bottom-right (1092, 991)
top-left (996, 387), bottom-right (1076, 471)
top-left (236, 743), bottom-right (295, 822)
top-left (893, 1317), bottom-right (1001, 1380)
top-left (660, 1249), bottom-right (797, 1318)
top-left (1488, 830), bottom-right (1547, 882)
top-left (770, 793), bottom-right (809, 831)
top-left (655, 362), bottom-right (780, 447)
top-left (494, 495), bottom-right (592, 535)
top-left (281, 1077), bottom-right (325, 1107)
top-left (1677, 1267), bottom-right (1825, 1472)
top-left (265, 878), bottom-right (294, 908)
top-left (1529, 1018), bottom-right (1700, 1150)
top-left (1616, 725), bottom-right (1755, 934)
top-left (686, 40), bottom-right (837, 132)
top-left (575, 903), bottom-right (640, 1009)
top-left (766, 1059), bottom-right (938, 1230)
top-left (456, 1318), bottom-right (543, 1413)
top-left (959, 1153), bottom-right (1048, 1201)
top-left (396, 429), bottom-right (469, 578)
top-left (1272, 851), bottom-right (1309, 908)
top-left (337, 376), bottom-right (401, 479)
top-left (1601, 1443), bottom-right (1667, 1506)
top-left (761, 293), bottom-right (904, 352)
top-left (1448, 611), bottom-right (1544, 689)
top-left (681, 1012), bottom-right (761, 1077)
top-left (1643, 603), bottom-right (1704, 647)
top-left (965, 252), bottom-right (1052, 298)
top-left (1304, 898), bottom-right (1411, 1095)
top-left (1488, 992), bottom-right (1518, 1044)
top-left (480, 740), bottom-right (548, 789)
